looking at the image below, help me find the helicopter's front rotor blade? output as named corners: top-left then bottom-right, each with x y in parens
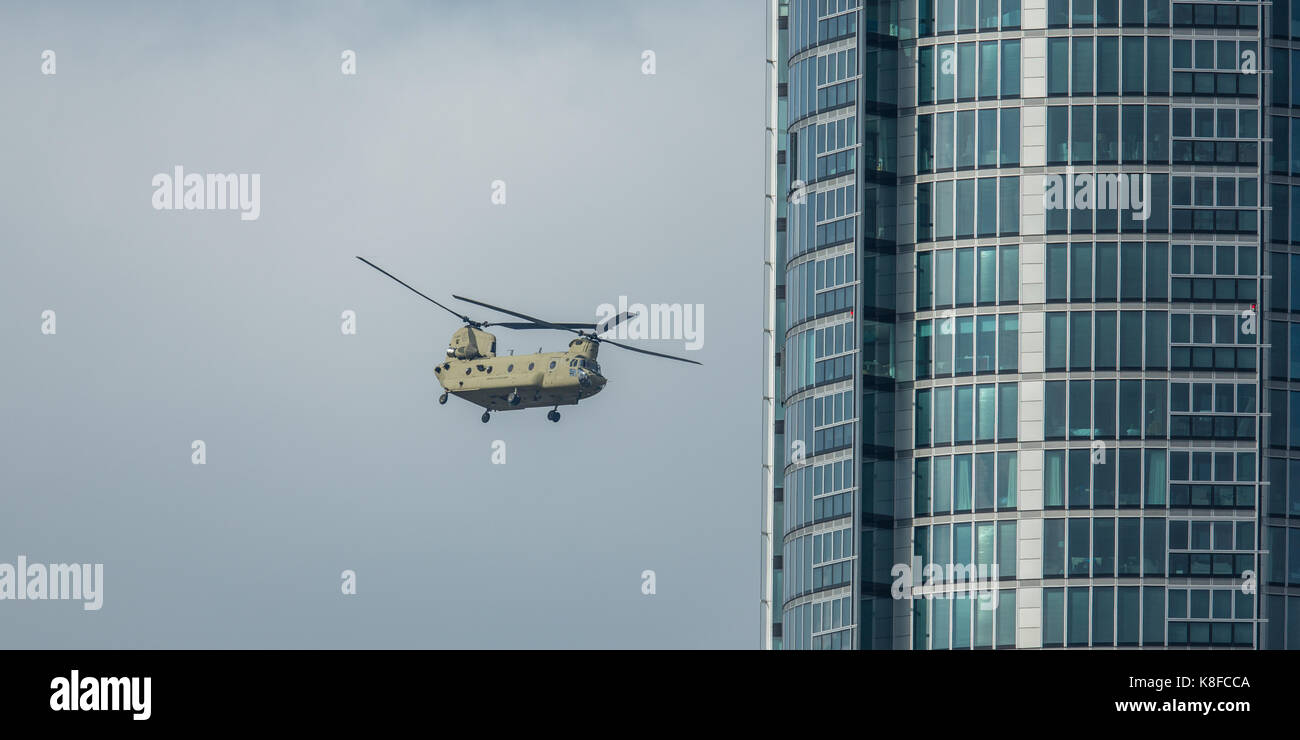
top-left (596, 311), bottom-right (638, 336)
top-left (452, 295), bottom-right (573, 332)
top-left (597, 337), bottom-right (702, 365)
top-left (357, 257), bottom-right (475, 324)
top-left (491, 321), bottom-right (598, 330)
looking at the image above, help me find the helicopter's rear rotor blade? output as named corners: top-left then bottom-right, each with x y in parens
top-left (356, 257), bottom-right (476, 324)
top-left (597, 337), bottom-right (702, 365)
top-left (452, 295), bottom-right (574, 332)
top-left (596, 311), bottom-right (638, 336)
top-left (492, 321), bottom-right (598, 330)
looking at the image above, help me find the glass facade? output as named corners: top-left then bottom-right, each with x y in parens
top-left (765, 0), bottom-right (1298, 649)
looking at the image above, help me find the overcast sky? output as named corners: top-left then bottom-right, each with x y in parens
top-left (0, 0), bottom-right (762, 648)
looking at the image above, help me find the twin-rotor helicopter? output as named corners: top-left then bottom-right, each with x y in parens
top-left (357, 257), bottom-right (701, 423)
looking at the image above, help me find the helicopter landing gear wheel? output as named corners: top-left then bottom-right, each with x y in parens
top-left (508, 391), bottom-right (521, 407)
top-left (547, 410), bottom-right (560, 423)
top-left (481, 411), bottom-right (491, 423)
top-left (439, 393), bottom-right (448, 405)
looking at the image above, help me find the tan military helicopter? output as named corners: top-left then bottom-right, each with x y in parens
top-left (358, 257), bottom-right (701, 423)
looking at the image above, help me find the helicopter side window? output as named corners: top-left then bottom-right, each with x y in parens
top-left (549, 361), bottom-right (556, 369)
top-left (507, 364), bottom-right (514, 373)
top-left (528, 362), bottom-right (535, 371)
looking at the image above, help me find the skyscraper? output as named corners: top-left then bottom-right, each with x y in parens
top-left (763, 0), bottom-right (1298, 649)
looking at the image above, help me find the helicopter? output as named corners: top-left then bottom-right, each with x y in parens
top-left (357, 257), bottom-right (701, 423)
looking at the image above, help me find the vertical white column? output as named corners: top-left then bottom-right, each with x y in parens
top-left (759, 0), bottom-right (780, 651)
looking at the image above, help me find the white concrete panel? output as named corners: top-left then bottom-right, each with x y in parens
top-left (898, 257), bottom-right (915, 313)
top-left (1021, 173), bottom-right (1045, 237)
top-left (1020, 242), bottom-right (1045, 304)
top-left (1022, 105), bottom-right (1046, 167)
top-left (899, 47), bottom-right (917, 109)
top-left (1022, 37), bottom-right (1047, 98)
top-left (899, 135), bottom-right (916, 177)
top-left (1019, 379), bottom-right (1044, 443)
top-left (1017, 586), bottom-right (1043, 648)
top-left (1019, 519), bottom-right (1044, 580)
top-left (1021, 310), bottom-right (1045, 373)
top-left (1022, 0), bottom-right (1048, 29)
top-left (895, 469), bottom-right (913, 526)
top-left (897, 389), bottom-right (914, 452)
top-left (898, 334), bottom-right (915, 382)
top-left (1019, 448), bottom-right (1044, 511)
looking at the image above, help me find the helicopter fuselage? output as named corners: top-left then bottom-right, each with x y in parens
top-left (433, 332), bottom-right (607, 411)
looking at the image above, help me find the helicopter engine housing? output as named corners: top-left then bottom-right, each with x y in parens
top-left (449, 326), bottom-right (497, 360)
